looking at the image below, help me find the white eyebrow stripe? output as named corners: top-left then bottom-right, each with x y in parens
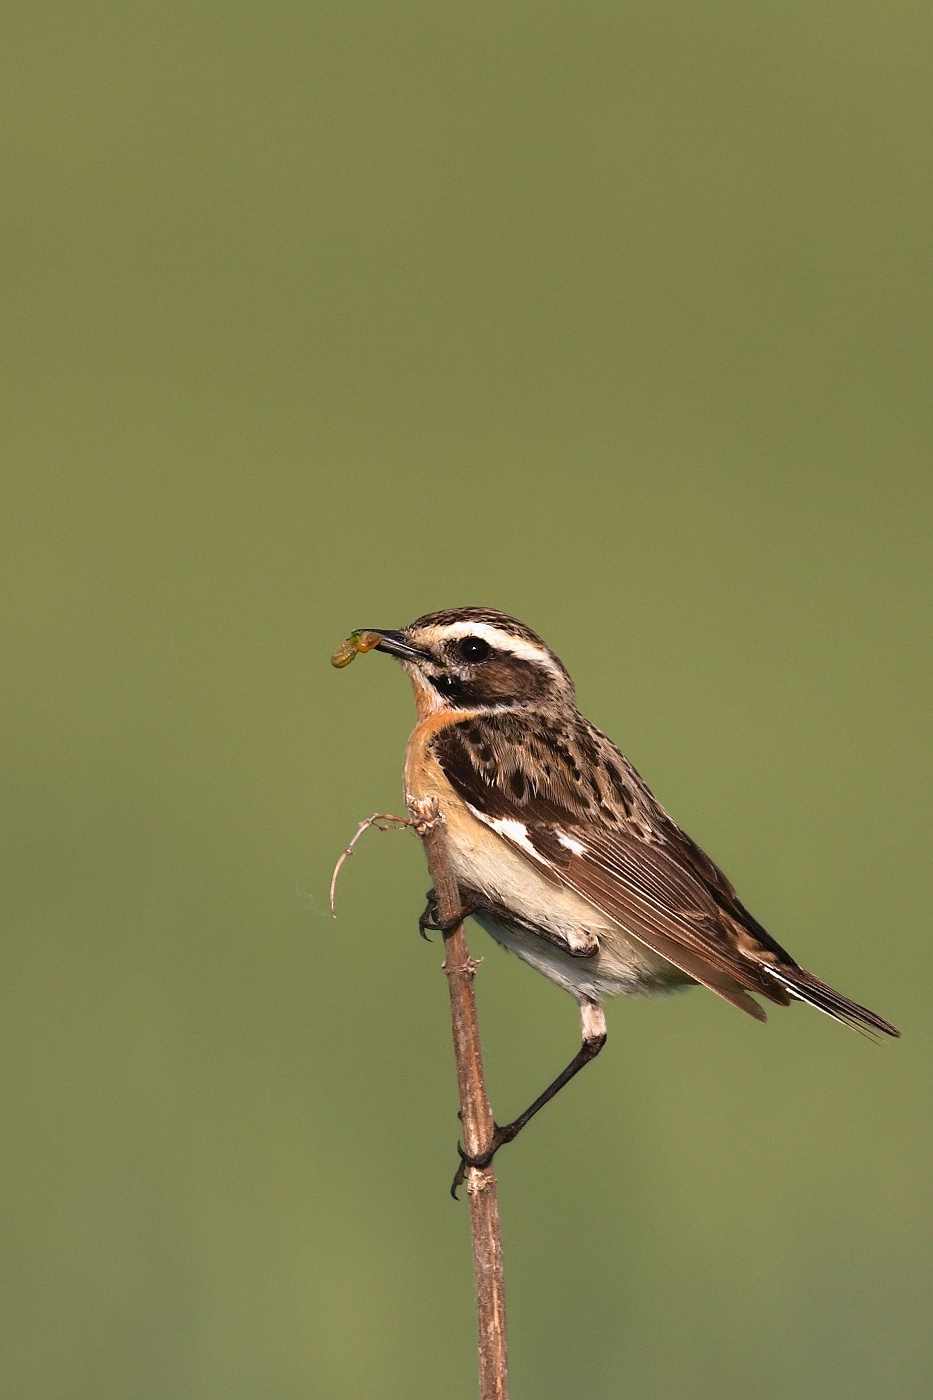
top-left (423, 620), bottom-right (561, 672)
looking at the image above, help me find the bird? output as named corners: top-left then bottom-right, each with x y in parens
top-left (354, 606), bottom-right (900, 1173)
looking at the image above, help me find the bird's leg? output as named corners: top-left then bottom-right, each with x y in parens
top-left (451, 1002), bottom-right (607, 1195)
top-left (418, 888), bottom-right (478, 940)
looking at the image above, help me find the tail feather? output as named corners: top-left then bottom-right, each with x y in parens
top-left (762, 965), bottom-right (900, 1040)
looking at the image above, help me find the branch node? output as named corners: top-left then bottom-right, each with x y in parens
top-left (406, 794), bottom-right (444, 838)
top-left (442, 955), bottom-right (485, 979)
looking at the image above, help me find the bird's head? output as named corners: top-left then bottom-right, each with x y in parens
top-left (360, 607), bottom-right (576, 716)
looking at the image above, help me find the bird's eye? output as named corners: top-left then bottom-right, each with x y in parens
top-left (458, 636), bottom-right (491, 663)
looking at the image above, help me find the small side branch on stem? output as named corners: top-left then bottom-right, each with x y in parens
top-left (329, 813), bottom-right (413, 916)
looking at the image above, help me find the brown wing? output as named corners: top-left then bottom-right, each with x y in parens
top-left (434, 715), bottom-right (899, 1037)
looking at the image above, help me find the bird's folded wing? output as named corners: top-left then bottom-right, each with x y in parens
top-left (431, 719), bottom-right (783, 1017)
top-left (433, 717), bottom-right (899, 1037)
top-left (485, 812), bottom-right (781, 1019)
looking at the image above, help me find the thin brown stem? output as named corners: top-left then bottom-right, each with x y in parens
top-left (410, 797), bottom-right (509, 1400)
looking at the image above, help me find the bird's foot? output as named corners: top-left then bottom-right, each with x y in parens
top-left (450, 1121), bottom-right (523, 1198)
top-left (419, 889), bottom-right (477, 940)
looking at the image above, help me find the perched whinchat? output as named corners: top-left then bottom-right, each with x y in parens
top-left (350, 607), bottom-right (900, 1172)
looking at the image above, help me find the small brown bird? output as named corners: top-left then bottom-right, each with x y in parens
top-left (359, 607), bottom-right (900, 1171)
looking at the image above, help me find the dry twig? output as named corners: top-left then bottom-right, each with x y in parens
top-left (332, 802), bottom-right (509, 1398)
top-left (409, 797), bottom-right (509, 1400)
top-left (329, 812), bottom-right (413, 916)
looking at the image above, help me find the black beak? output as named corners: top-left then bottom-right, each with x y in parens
top-left (366, 630), bottom-right (429, 662)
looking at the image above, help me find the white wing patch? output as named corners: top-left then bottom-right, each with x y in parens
top-left (556, 831), bottom-right (586, 857)
top-left (466, 805), bottom-right (588, 865)
top-left (481, 813), bottom-right (537, 853)
top-left (465, 804), bottom-right (553, 865)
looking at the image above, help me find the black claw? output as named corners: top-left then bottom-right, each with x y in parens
top-left (420, 889), bottom-right (478, 938)
top-left (426, 909), bottom-right (476, 934)
top-left (449, 1122), bottom-right (522, 1196)
top-left (418, 889), bottom-right (438, 941)
top-left (457, 1139), bottom-right (494, 1171)
top-left (450, 1141), bottom-right (480, 1198)
top-left (450, 1144), bottom-right (466, 1198)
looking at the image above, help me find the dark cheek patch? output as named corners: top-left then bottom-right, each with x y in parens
top-left (427, 656), bottom-right (552, 708)
top-left (481, 658), bottom-right (551, 704)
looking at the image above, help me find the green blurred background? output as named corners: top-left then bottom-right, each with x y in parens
top-left (1, 4), bottom-right (930, 1397)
